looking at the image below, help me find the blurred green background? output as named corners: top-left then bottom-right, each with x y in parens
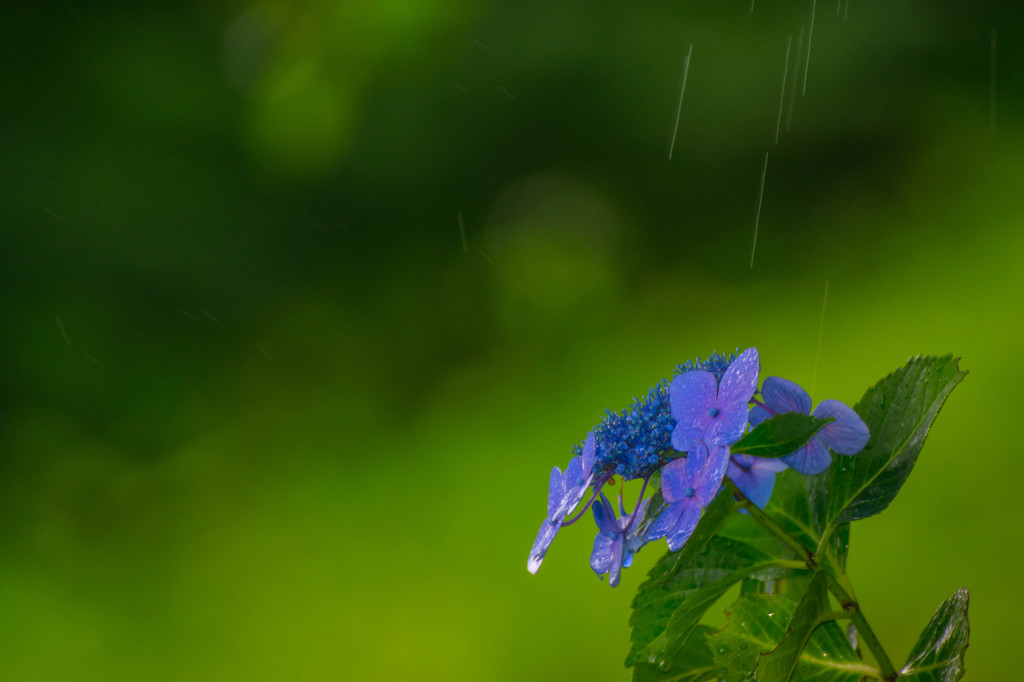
top-left (1, 1), bottom-right (1022, 679)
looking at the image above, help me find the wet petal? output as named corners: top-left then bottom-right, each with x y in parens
top-left (645, 502), bottom-right (683, 542)
top-left (750, 456), bottom-right (788, 473)
top-left (717, 347), bottom-right (760, 407)
top-left (666, 501), bottom-right (702, 551)
top-left (662, 456), bottom-right (695, 505)
top-left (608, 537), bottom-right (624, 587)
top-left (761, 376), bottom-right (812, 415)
top-left (564, 456), bottom-right (584, 491)
top-left (590, 532), bottom-right (615, 575)
top-left (625, 499), bottom-right (652, 554)
top-left (814, 399), bottom-right (870, 455)
top-left (546, 466), bottom-right (563, 519)
top-left (782, 438), bottom-right (832, 474)
top-left (528, 519), bottom-right (561, 573)
top-left (591, 494), bottom-right (620, 535)
top-left (728, 455), bottom-right (782, 509)
top-left (683, 441), bottom-right (708, 484)
top-left (705, 401), bottom-right (750, 447)
top-left (582, 431), bottom-right (596, 477)
top-left (694, 445), bottom-right (730, 506)
top-left (669, 370), bottom-right (717, 451)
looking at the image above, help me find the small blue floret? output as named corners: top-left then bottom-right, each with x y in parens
top-left (589, 493), bottom-right (650, 587)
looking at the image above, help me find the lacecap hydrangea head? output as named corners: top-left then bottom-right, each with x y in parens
top-left (574, 350), bottom-right (740, 482)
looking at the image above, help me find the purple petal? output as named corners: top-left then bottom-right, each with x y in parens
top-left (608, 537), bottom-right (624, 587)
top-left (591, 495), bottom-right (620, 535)
top-left (669, 371), bottom-right (717, 451)
top-left (622, 549), bottom-right (634, 570)
top-left (761, 376), bottom-right (812, 415)
top-left (552, 456), bottom-right (590, 520)
top-left (727, 455), bottom-right (782, 509)
top-left (665, 502), bottom-right (702, 551)
top-left (563, 456), bottom-right (583, 491)
top-left (661, 457), bottom-right (691, 504)
top-left (528, 519), bottom-right (561, 573)
top-left (694, 445), bottom-right (730, 506)
top-left (626, 499), bottom-right (652, 553)
top-left (582, 432), bottom-right (596, 477)
top-left (683, 441), bottom-right (708, 483)
top-left (750, 456), bottom-right (788, 473)
top-left (782, 438), bottom-right (832, 475)
top-left (705, 401), bottom-right (750, 447)
top-left (590, 533), bottom-right (615, 575)
top-left (645, 503), bottom-right (683, 542)
top-left (717, 347), bottom-right (760, 407)
top-left (546, 466), bottom-right (563, 519)
top-left (748, 404), bottom-right (771, 429)
top-left (813, 400), bottom-right (870, 455)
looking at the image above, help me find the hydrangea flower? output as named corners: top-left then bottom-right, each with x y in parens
top-left (749, 377), bottom-right (870, 475)
top-left (590, 494), bottom-right (650, 587)
top-left (670, 347), bottom-right (760, 453)
top-left (674, 350), bottom-right (737, 382)
top-left (575, 351), bottom-right (740, 483)
top-left (527, 433), bottom-right (597, 574)
top-left (589, 382), bottom-right (675, 481)
top-left (647, 442), bottom-right (728, 550)
top-left (726, 454), bottom-right (788, 509)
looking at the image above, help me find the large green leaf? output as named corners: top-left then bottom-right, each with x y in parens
top-left (754, 571), bottom-right (830, 682)
top-left (632, 626), bottom-right (718, 682)
top-left (900, 588), bottom-right (970, 681)
top-left (763, 469), bottom-right (829, 551)
top-left (707, 593), bottom-right (872, 682)
top-left (731, 413), bottom-right (834, 459)
top-left (761, 469), bottom-right (850, 570)
top-left (627, 489), bottom-right (738, 668)
top-left (824, 355), bottom-right (966, 525)
top-left (628, 489), bottom-right (805, 671)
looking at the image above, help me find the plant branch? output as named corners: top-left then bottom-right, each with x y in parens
top-left (728, 481), bottom-right (815, 565)
top-left (824, 569), bottom-right (899, 681)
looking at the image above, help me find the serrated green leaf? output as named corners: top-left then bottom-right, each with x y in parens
top-left (627, 489), bottom-right (738, 668)
top-left (824, 355), bottom-right (966, 525)
top-left (628, 492), bottom-right (805, 671)
top-left (731, 413), bottom-right (834, 458)
top-left (755, 571), bottom-right (829, 681)
top-left (900, 588), bottom-right (970, 681)
top-left (707, 593), bottom-right (872, 682)
top-left (631, 626), bottom-right (718, 682)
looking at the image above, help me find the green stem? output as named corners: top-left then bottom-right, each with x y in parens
top-left (730, 481), bottom-right (900, 680)
top-left (824, 571), bottom-right (899, 681)
top-left (818, 609), bottom-right (853, 623)
top-left (729, 483), bottom-right (814, 565)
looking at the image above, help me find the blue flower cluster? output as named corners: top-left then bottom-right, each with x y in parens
top-left (527, 347), bottom-right (869, 587)
top-left (573, 351), bottom-right (739, 482)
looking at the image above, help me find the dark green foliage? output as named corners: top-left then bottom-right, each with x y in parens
top-left (631, 627), bottom-right (718, 682)
top-left (626, 355), bottom-right (969, 681)
top-left (754, 572), bottom-right (830, 681)
top-left (824, 355), bottom-right (967, 525)
top-left (731, 414), bottom-right (834, 459)
top-left (707, 593), bottom-right (867, 682)
top-left (900, 589), bottom-right (970, 681)
top-left (628, 488), bottom-right (805, 671)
